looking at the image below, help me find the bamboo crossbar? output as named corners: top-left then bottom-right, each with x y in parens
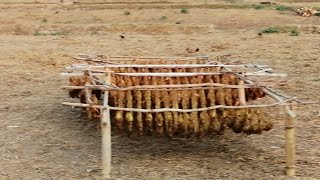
top-left (114, 72), bottom-right (225, 77)
top-left (62, 71), bottom-right (286, 79)
top-left (64, 86), bottom-right (289, 91)
top-left (75, 55), bottom-right (209, 60)
top-left (62, 100), bottom-right (318, 112)
top-left (61, 71), bottom-right (286, 78)
top-left (264, 87), bottom-right (304, 103)
top-left (66, 63), bottom-right (265, 69)
top-left (62, 82), bottom-right (260, 91)
top-left (62, 98), bottom-right (297, 113)
top-left (244, 73), bottom-right (287, 77)
top-left (113, 72), bottom-right (287, 77)
top-left (61, 72), bottom-right (104, 77)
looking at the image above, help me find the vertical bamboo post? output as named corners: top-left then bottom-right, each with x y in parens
top-left (285, 105), bottom-right (296, 176)
top-left (238, 79), bottom-right (246, 105)
top-left (101, 72), bottom-right (111, 179)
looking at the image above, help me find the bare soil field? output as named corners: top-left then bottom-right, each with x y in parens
top-left (0, 1), bottom-right (319, 180)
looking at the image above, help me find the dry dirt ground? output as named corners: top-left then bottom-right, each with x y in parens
top-left (0, 1), bottom-right (320, 180)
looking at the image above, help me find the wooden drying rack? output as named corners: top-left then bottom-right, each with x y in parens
top-left (61, 55), bottom-right (316, 178)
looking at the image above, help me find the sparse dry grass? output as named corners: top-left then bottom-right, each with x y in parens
top-left (0, 1), bottom-right (319, 180)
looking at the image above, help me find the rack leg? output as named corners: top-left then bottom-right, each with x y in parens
top-left (101, 73), bottom-right (111, 179)
top-left (285, 105), bottom-right (296, 176)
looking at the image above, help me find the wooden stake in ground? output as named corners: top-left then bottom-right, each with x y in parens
top-left (101, 72), bottom-right (112, 178)
top-left (285, 105), bottom-right (296, 176)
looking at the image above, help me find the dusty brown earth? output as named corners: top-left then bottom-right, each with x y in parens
top-left (0, 0), bottom-right (320, 180)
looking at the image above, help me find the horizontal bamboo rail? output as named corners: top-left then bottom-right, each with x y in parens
top-left (62, 98), bottom-right (296, 113)
top-left (62, 70), bottom-right (286, 78)
top-left (111, 72), bottom-right (287, 77)
top-left (61, 71), bottom-right (283, 77)
top-left (66, 63), bottom-right (268, 69)
top-left (74, 55), bottom-right (210, 61)
top-left (62, 82), bottom-right (260, 91)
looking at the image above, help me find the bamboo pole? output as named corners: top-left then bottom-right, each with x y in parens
top-left (62, 82), bottom-right (259, 91)
top-left (238, 79), bottom-right (246, 105)
top-left (74, 55), bottom-right (209, 61)
top-left (61, 72), bottom-right (104, 77)
top-left (62, 98), bottom-right (294, 113)
top-left (115, 72), bottom-right (224, 76)
top-left (101, 72), bottom-right (112, 179)
top-left (63, 86), bottom-right (255, 91)
top-left (264, 87), bottom-right (303, 103)
top-left (285, 105), bottom-right (296, 176)
top-left (88, 71), bottom-right (97, 86)
top-left (113, 72), bottom-right (287, 77)
top-left (61, 71), bottom-right (287, 78)
top-left (65, 63), bottom-right (265, 69)
top-left (84, 86), bottom-right (93, 104)
top-left (73, 69), bottom-right (114, 74)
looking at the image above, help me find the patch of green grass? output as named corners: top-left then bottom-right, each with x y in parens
top-left (253, 4), bottom-right (265, 10)
top-left (50, 31), bottom-right (68, 36)
top-left (33, 31), bottom-right (68, 36)
top-left (33, 31), bottom-right (42, 36)
top-left (260, 26), bottom-right (300, 36)
top-left (289, 28), bottom-right (300, 36)
top-left (260, 27), bottom-right (281, 34)
top-left (180, 8), bottom-right (189, 14)
top-left (274, 5), bottom-right (293, 11)
top-left (160, 16), bottom-right (167, 20)
top-left (224, 0), bottom-right (242, 3)
top-left (124, 11), bottom-right (131, 15)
